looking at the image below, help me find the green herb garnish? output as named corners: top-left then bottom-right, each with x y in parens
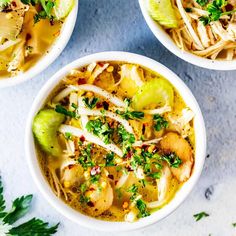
top-left (117, 125), bottom-right (135, 154)
top-left (116, 110), bottom-right (144, 120)
top-left (0, 177), bottom-right (59, 235)
top-left (136, 199), bottom-right (150, 218)
top-left (153, 114), bottom-right (168, 131)
top-left (105, 152), bottom-right (115, 166)
top-left (199, 0), bottom-right (236, 25)
top-left (86, 118), bottom-right (113, 144)
top-left (193, 212), bottom-right (209, 221)
top-left (232, 222), bottom-right (236, 227)
top-left (55, 105), bottom-right (77, 118)
top-left (161, 152), bottom-right (182, 168)
top-left (64, 132), bottom-right (72, 140)
top-left (78, 144), bottom-right (95, 169)
top-left (83, 97), bottom-right (99, 109)
top-left (196, 0), bottom-right (208, 6)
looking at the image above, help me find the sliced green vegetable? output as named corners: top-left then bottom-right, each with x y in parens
top-left (132, 78), bottom-right (174, 110)
top-left (147, 0), bottom-right (178, 28)
top-left (53, 0), bottom-right (74, 20)
top-left (32, 109), bottom-right (65, 156)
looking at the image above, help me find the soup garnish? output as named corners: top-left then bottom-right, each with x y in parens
top-left (33, 62), bottom-right (195, 222)
top-left (0, 0), bottom-right (74, 78)
top-left (146, 0), bottom-right (236, 60)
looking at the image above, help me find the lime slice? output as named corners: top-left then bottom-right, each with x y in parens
top-left (132, 78), bottom-right (174, 110)
top-left (53, 0), bottom-right (75, 20)
top-left (147, 0), bottom-right (178, 28)
top-left (33, 109), bottom-right (65, 157)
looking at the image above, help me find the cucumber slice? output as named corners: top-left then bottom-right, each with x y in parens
top-left (33, 109), bottom-right (65, 157)
top-left (132, 79), bottom-right (174, 110)
top-left (147, 0), bottom-right (178, 28)
top-left (53, 0), bottom-right (74, 20)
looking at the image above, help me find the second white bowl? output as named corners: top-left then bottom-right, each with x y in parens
top-left (139, 0), bottom-right (236, 70)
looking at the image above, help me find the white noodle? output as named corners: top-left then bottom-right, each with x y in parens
top-left (59, 125), bottom-right (123, 157)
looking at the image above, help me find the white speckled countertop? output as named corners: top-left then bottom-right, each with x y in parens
top-left (0, 0), bottom-right (236, 235)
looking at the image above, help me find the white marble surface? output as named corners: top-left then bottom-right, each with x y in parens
top-left (0, 0), bottom-right (236, 235)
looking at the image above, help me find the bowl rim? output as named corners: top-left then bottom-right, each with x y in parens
top-left (138, 0), bottom-right (236, 71)
top-left (0, 0), bottom-right (79, 88)
top-left (25, 51), bottom-right (206, 231)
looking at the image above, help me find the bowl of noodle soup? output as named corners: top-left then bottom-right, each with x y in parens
top-left (139, 0), bottom-right (236, 70)
top-left (25, 52), bottom-right (206, 231)
top-left (0, 0), bottom-right (78, 88)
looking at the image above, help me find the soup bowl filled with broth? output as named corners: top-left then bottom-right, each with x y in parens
top-left (26, 52), bottom-right (206, 231)
top-left (139, 0), bottom-right (236, 70)
top-left (0, 0), bottom-right (78, 88)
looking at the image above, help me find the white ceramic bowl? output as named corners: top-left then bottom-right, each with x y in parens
top-left (25, 51), bottom-right (206, 231)
top-left (139, 0), bottom-right (236, 70)
top-left (0, 1), bottom-right (78, 88)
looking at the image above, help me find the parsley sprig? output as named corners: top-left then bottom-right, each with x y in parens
top-left (83, 97), bottom-right (99, 109)
top-left (161, 152), bottom-right (182, 168)
top-left (0, 177), bottom-right (59, 235)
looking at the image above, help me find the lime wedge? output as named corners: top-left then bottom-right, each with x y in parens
top-left (147, 0), bottom-right (178, 28)
top-left (53, 0), bottom-right (75, 20)
top-left (33, 109), bottom-right (65, 157)
top-left (132, 78), bottom-right (174, 110)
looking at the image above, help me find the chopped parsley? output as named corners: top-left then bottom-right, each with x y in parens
top-left (55, 105), bottom-right (77, 118)
top-left (116, 110), bottom-right (144, 120)
top-left (136, 199), bottom-right (150, 218)
top-left (86, 118), bottom-right (113, 144)
top-left (193, 212), bottom-right (209, 221)
top-left (153, 114), bottom-right (168, 131)
top-left (148, 172), bottom-right (161, 179)
top-left (79, 195), bottom-right (90, 204)
top-left (83, 97), bottom-right (99, 109)
top-left (117, 125), bottom-right (135, 154)
top-left (161, 152), bottom-right (182, 168)
top-left (199, 0), bottom-right (236, 25)
top-left (105, 152), bottom-right (115, 166)
top-left (127, 184), bottom-right (138, 201)
top-left (90, 174), bottom-right (100, 184)
top-left (196, 0), bottom-right (208, 6)
top-left (78, 144), bottom-right (95, 169)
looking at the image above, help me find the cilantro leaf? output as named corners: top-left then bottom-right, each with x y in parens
top-left (161, 152), bottom-right (182, 168)
top-left (55, 105), bottom-right (77, 118)
top-left (153, 114), bottom-right (168, 131)
top-left (136, 199), bottom-right (150, 218)
top-left (86, 119), bottom-right (113, 144)
top-left (0, 177), bottom-right (6, 218)
top-left (196, 0), bottom-right (208, 6)
top-left (105, 152), bottom-right (115, 166)
top-left (83, 97), bottom-right (99, 109)
top-left (116, 110), bottom-right (144, 120)
top-left (193, 212), bottom-right (209, 221)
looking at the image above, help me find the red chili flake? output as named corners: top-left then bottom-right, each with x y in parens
top-left (108, 174), bottom-right (114, 180)
top-left (87, 201), bottom-right (94, 207)
top-left (26, 33), bottom-right (32, 41)
top-left (96, 102), bottom-right (103, 108)
top-left (115, 180), bottom-right (118, 185)
top-left (68, 164), bottom-right (74, 169)
top-left (89, 187), bottom-right (95, 191)
top-left (80, 136), bottom-right (85, 142)
top-left (12, 1), bottom-right (17, 7)
top-left (78, 78), bottom-right (86, 85)
top-left (90, 166), bottom-right (101, 176)
top-left (102, 101), bottom-right (109, 110)
top-left (126, 165), bottom-right (133, 172)
top-left (97, 62), bottom-right (104, 67)
top-left (81, 67), bottom-right (86, 72)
